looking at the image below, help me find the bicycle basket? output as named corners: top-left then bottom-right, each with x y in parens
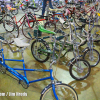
top-left (34, 30), bottom-right (42, 37)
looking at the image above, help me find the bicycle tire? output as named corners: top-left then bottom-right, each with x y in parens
top-left (69, 59), bottom-right (91, 80)
top-left (40, 83), bottom-right (78, 100)
top-left (3, 14), bottom-right (15, 32)
top-left (83, 49), bottom-right (100, 67)
top-left (44, 21), bottom-right (56, 32)
top-left (22, 14), bottom-right (34, 39)
top-left (31, 39), bottom-right (50, 63)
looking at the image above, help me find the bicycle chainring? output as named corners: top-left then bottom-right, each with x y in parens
top-left (19, 80), bottom-right (29, 89)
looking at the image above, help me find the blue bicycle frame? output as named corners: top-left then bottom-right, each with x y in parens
top-left (0, 41), bottom-right (59, 100)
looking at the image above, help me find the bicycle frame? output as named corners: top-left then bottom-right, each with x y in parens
top-left (0, 41), bottom-right (59, 100)
top-left (43, 37), bottom-right (73, 58)
top-left (12, 13), bottom-right (32, 28)
top-left (76, 4), bottom-right (96, 16)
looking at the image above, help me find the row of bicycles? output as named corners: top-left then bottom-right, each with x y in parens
top-left (0, 0), bottom-right (66, 15)
top-left (0, 0), bottom-right (100, 100)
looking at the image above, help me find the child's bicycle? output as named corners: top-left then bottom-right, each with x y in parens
top-left (31, 23), bottom-right (91, 81)
top-left (0, 31), bottom-right (78, 99)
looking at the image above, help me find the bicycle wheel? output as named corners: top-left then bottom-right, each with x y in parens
top-left (69, 59), bottom-right (91, 80)
top-left (2, 24), bottom-right (19, 44)
top-left (3, 20), bottom-right (15, 32)
top-left (91, 24), bottom-right (100, 42)
top-left (83, 49), bottom-right (100, 67)
top-left (40, 83), bottom-right (78, 100)
top-left (31, 39), bottom-right (50, 63)
top-left (22, 14), bottom-right (35, 39)
top-left (44, 21), bottom-right (56, 32)
top-left (73, 12), bottom-right (84, 27)
top-left (3, 14), bottom-right (15, 32)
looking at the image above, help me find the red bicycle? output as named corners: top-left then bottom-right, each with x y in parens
top-left (73, 2), bottom-right (98, 26)
top-left (3, 6), bottom-right (34, 41)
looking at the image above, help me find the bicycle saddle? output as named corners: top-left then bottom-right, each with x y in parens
top-left (38, 25), bottom-right (56, 35)
top-left (14, 38), bottom-right (30, 48)
top-left (49, 8), bottom-right (58, 12)
top-left (28, 6), bottom-right (37, 9)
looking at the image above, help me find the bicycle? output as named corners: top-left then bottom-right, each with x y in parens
top-left (72, 17), bottom-right (100, 67)
top-left (3, 5), bottom-right (35, 43)
top-left (12, 0), bottom-right (27, 11)
top-left (31, 22), bottom-right (91, 81)
top-left (90, 13), bottom-right (100, 42)
top-left (0, 32), bottom-right (78, 100)
top-left (30, 0), bottom-right (43, 12)
top-left (73, 2), bottom-right (98, 26)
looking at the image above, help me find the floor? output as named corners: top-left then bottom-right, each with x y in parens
top-left (0, 5), bottom-right (100, 100)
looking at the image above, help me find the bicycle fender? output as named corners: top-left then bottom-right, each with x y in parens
top-left (82, 47), bottom-right (89, 53)
top-left (41, 81), bottom-right (62, 95)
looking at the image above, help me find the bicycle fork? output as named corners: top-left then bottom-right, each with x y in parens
top-left (50, 68), bottom-right (59, 100)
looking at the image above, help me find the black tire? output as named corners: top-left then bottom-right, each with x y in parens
top-left (83, 49), bottom-right (100, 67)
top-left (40, 83), bottom-right (78, 100)
top-left (3, 14), bottom-right (15, 32)
top-left (44, 21), bottom-right (56, 32)
top-left (22, 14), bottom-right (35, 39)
top-left (73, 12), bottom-right (84, 27)
top-left (69, 59), bottom-right (91, 80)
top-left (31, 39), bottom-right (50, 63)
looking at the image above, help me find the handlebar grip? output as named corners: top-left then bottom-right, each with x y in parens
top-left (28, 32), bottom-right (32, 38)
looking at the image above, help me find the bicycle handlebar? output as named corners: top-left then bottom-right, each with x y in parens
top-left (0, 36), bottom-right (20, 53)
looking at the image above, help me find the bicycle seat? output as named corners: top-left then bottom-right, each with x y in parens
top-left (28, 6), bottom-right (37, 10)
top-left (14, 38), bottom-right (30, 48)
top-left (49, 8), bottom-right (62, 13)
top-left (38, 25), bottom-right (56, 35)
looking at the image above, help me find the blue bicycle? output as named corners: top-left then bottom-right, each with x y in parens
top-left (0, 28), bottom-right (78, 100)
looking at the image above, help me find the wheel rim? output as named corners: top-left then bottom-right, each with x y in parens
top-left (32, 40), bottom-right (50, 62)
top-left (71, 60), bottom-right (90, 80)
top-left (84, 50), bottom-right (99, 67)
